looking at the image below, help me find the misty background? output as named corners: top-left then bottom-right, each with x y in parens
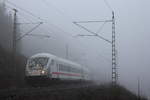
top-left (0, 0), bottom-right (150, 99)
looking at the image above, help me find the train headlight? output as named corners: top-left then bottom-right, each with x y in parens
top-left (41, 70), bottom-right (45, 74)
top-left (41, 70), bottom-right (48, 75)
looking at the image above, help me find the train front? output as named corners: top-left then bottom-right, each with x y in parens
top-left (25, 56), bottom-right (50, 82)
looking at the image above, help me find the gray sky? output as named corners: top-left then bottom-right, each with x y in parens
top-left (5, 0), bottom-right (150, 98)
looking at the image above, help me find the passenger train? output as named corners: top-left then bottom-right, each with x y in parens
top-left (25, 53), bottom-right (90, 83)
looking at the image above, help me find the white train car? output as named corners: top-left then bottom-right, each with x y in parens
top-left (25, 53), bottom-right (90, 81)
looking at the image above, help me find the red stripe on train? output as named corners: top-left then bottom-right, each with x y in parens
top-left (52, 72), bottom-right (81, 77)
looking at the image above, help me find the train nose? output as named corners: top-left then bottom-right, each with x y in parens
top-left (27, 70), bottom-right (41, 76)
top-left (26, 69), bottom-right (48, 76)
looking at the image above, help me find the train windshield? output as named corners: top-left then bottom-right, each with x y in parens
top-left (28, 57), bottom-right (49, 70)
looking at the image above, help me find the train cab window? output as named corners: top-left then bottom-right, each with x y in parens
top-left (28, 57), bottom-right (49, 70)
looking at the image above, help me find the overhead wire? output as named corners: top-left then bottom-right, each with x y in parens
top-left (41, 0), bottom-right (109, 43)
top-left (7, 0), bottom-right (112, 64)
top-left (6, 5), bottom-right (41, 25)
top-left (40, 0), bottom-right (97, 51)
top-left (6, 0), bottom-right (43, 21)
top-left (40, 0), bottom-right (85, 38)
top-left (7, 0), bottom-right (61, 37)
top-left (6, 0), bottom-right (66, 41)
top-left (103, 0), bottom-right (113, 12)
top-left (41, 0), bottom-right (74, 21)
top-left (16, 22), bottom-right (43, 41)
top-left (17, 11), bottom-right (52, 35)
top-left (17, 12), bottom-right (40, 23)
top-left (42, 0), bottom-right (113, 64)
top-left (73, 22), bottom-right (112, 44)
top-left (6, 1), bottom-right (52, 40)
top-left (5, 0), bottom-right (85, 47)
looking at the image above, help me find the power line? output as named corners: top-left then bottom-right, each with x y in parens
top-left (103, 0), bottom-right (113, 12)
top-left (6, 5), bottom-right (52, 40)
top-left (41, 0), bottom-right (116, 68)
top-left (41, 0), bottom-right (113, 45)
top-left (17, 22), bottom-right (43, 25)
top-left (6, 0), bottom-right (92, 57)
top-left (6, 0), bottom-right (115, 71)
top-left (6, 5), bottom-right (44, 27)
top-left (41, 0), bottom-right (64, 15)
top-left (41, 0), bottom-right (108, 44)
top-left (74, 20), bottom-right (112, 23)
top-left (26, 34), bottom-right (51, 38)
top-left (6, 0), bottom-right (43, 21)
top-left (73, 22), bottom-right (112, 44)
top-left (41, 0), bottom-right (79, 32)
top-left (41, 0), bottom-right (74, 21)
top-left (16, 0), bottom-right (74, 39)
top-left (6, 0), bottom-right (73, 39)
top-left (6, 4), bottom-right (42, 24)
top-left (7, 0), bottom-right (111, 69)
top-left (16, 22), bottom-right (43, 41)
top-left (16, 11), bottom-right (53, 38)
top-left (75, 34), bottom-right (97, 37)
top-left (17, 12), bottom-right (40, 23)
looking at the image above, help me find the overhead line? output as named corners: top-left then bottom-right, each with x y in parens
top-left (16, 10), bottom-right (53, 37)
top-left (41, 0), bottom-right (65, 15)
top-left (41, 0), bottom-right (79, 33)
top-left (6, 3), bottom-right (52, 40)
top-left (73, 22), bottom-right (112, 44)
top-left (6, 0), bottom-right (43, 21)
top-left (6, 5), bottom-right (43, 24)
top-left (41, 0), bottom-right (74, 21)
top-left (103, 0), bottom-right (113, 12)
top-left (27, 34), bottom-right (51, 38)
top-left (17, 22), bottom-right (43, 25)
top-left (75, 20), bottom-right (112, 23)
top-left (75, 34), bottom-right (97, 37)
top-left (16, 22), bottom-right (43, 41)
top-left (6, 0), bottom-right (72, 37)
top-left (7, 0), bottom-right (112, 64)
top-left (17, 11), bottom-right (40, 23)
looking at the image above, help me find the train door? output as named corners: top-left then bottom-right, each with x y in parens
top-left (50, 59), bottom-right (58, 79)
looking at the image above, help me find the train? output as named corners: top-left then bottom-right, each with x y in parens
top-left (25, 53), bottom-right (91, 84)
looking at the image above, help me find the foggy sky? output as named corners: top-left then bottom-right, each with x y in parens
top-left (4, 0), bottom-right (150, 98)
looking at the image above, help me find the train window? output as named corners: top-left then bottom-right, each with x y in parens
top-left (59, 64), bottom-right (64, 71)
top-left (69, 67), bottom-right (81, 73)
top-left (51, 59), bottom-right (54, 65)
top-left (59, 64), bottom-right (70, 72)
top-left (58, 64), bottom-right (82, 74)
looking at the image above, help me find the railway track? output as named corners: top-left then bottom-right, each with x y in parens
top-left (0, 83), bottom-right (96, 100)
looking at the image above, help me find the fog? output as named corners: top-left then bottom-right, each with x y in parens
top-left (1, 0), bottom-right (150, 98)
